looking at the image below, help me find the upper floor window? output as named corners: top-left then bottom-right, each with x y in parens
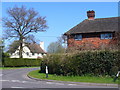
top-left (100, 33), bottom-right (113, 39)
top-left (74, 34), bottom-right (82, 40)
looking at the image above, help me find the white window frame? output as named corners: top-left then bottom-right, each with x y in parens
top-left (74, 34), bottom-right (82, 40)
top-left (100, 33), bottom-right (113, 39)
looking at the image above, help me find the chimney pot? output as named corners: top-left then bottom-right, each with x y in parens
top-left (87, 10), bottom-right (95, 20)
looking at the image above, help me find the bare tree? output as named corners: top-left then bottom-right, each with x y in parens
top-left (3, 6), bottom-right (48, 58)
top-left (25, 34), bottom-right (40, 44)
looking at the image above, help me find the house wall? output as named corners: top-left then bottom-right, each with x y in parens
top-left (10, 46), bottom-right (44, 58)
top-left (67, 32), bottom-right (117, 50)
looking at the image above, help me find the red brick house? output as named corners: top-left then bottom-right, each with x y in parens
top-left (64, 10), bottom-right (120, 50)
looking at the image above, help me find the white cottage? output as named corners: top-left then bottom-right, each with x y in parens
top-left (9, 42), bottom-right (46, 58)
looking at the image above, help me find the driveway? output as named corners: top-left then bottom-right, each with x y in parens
top-left (0, 68), bottom-right (119, 89)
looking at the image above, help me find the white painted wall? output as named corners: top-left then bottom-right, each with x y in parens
top-left (10, 45), bottom-right (45, 58)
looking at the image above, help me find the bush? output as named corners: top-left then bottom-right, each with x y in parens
top-left (3, 58), bottom-right (42, 67)
top-left (41, 50), bottom-right (120, 76)
top-left (2, 53), bottom-right (10, 58)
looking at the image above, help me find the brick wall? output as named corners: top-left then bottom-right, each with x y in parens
top-left (67, 32), bottom-right (117, 50)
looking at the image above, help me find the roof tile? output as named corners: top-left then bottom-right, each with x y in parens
top-left (64, 17), bottom-right (120, 35)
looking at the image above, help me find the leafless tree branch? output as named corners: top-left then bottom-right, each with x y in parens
top-left (3, 5), bottom-right (48, 58)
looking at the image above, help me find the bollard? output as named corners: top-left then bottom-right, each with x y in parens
top-left (113, 71), bottom-right (120, 82)
top-left (46, 66), bottom-right (48, 78)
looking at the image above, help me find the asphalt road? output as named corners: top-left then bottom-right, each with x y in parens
top-left (0, 68), bottom-right (119, 89)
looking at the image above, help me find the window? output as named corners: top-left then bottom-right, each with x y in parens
top-left (41, 53), bottom-right (44, 55)
top-left (26, 52), bottom-right (29, 55)
top-left (32, 53), bottom-right (34, 55)
top-left (74, 34), bottom-right (82, 40)
top-left (100, 33), bottom-right (113, 39)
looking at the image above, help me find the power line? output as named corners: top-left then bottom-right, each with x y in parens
top-left (38, 36), bottom-right (60, 37)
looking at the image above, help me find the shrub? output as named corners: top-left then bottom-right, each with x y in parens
top-left (41, 50), bottom-right (120, 76)
top-left (3, 58), bottom-right (42, 67)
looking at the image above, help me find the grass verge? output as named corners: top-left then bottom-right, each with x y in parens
top-left (0, 66), bottom-right (39, 69)
top-left (28, 70), bottom-right (119, 84)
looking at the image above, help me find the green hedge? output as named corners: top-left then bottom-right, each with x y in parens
top-left (3, 58), bottom-right (42, 67)
top-left (41, 50), bottom-right (120, 76)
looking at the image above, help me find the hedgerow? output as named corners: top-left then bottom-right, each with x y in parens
top-left (3, 58), bottom-right (42, 67)
top-left (41, 50), bottom-right (120, 76)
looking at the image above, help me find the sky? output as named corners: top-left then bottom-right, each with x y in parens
top-left (1, 1), bottom-right (118, 51)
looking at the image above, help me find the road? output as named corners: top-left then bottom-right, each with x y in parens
top-left (0, 68), bottom-right (119, 89)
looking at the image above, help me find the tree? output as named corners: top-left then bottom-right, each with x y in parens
top-left (115, 32), bottom-right (120, 50)
top-left (0, 38), bottom-right (3, 64)
top-left (0, 38), bottom-right (6, 66)
top-left (7, 40), bottom-right (20, 54)
top-left (7, 36), bottom-right (38, 54)
top-left (0, 39), bottom-right (3, 53)
top-left (47, 42), bottom-right (65, 54)
top-left (25, 34), bottom-right (40, 44)
top-left (3, 6), bottom-right (48, 58)
top-left (47, 37), bottom-right (65, 54)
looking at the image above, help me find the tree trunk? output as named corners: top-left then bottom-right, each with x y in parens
top-left (19, 37), bottom-right (23, 58)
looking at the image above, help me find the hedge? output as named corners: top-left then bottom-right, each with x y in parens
top-left (3, 58), bottom-right (42, 67)
top-left (41, 50), bottom-right (120, 76)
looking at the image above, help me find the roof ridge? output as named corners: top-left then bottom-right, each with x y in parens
top-left (64, 16), bottom-right (118, 35)
top-left (94, 17), bottom-right (119, 20)
top-left (84, 17), bottom-right (119, 21)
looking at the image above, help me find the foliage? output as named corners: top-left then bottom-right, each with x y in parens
top-left (115, 32), bottom-right (120, 50)
top-left (47, 42), bottom-right (65, 54)
top-left (47, 37), bottom-right (65, 54)
top-left (3, 5), bottom-right (48, 58)
top-left (7, 40), bottom-right (20, 53)
top-left (3, 58), bottom-right (42, 67)
top-left (0, 38), bottom-right (4, 52)
top-left (2, 53), bottom-right (10, 58)
top-left (7, 36), bottom-right (39, 54)
top-left (41, 50), bottom-right (120, 76)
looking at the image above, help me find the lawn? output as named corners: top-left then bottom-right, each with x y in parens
top-left (28, 70), bottom-right (119, 84)
top-left (0, 66), bottom-right (39, 69)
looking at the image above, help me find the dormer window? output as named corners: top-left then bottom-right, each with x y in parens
top-left (100, 33), bottom-right (113, 39)
top-left (74, 34), bottom-right (82, 40)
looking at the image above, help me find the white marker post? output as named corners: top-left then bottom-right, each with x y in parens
top-left (116, 71), bottom-right (120, 77)
top-left (46, 66), bottom-right (48, 78)
top-left (113, 71), bottom-right (120, 82)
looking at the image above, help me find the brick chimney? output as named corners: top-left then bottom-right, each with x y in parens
top-left (87, 10), bottom-right (95, 20)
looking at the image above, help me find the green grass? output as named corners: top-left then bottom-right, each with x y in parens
top-left (0, 66), bottom-right (39, 69)
top-left (28, 70), bottom-right (119, 84)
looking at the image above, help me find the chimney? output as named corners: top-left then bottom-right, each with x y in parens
top-left (40, 41), bottom-right (44, 50)
top-left (22, 37), bottom-right (26, 46)
top-left (87, 10), bottom-right (95, 20)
